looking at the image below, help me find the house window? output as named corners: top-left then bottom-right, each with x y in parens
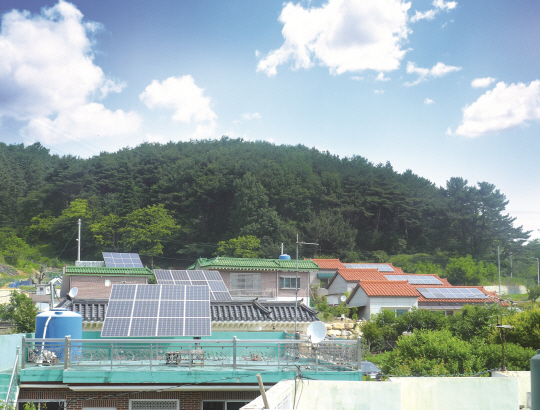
top-left (279, 277), bottom-right (300, 289)
top-left (202, 401), bottom-right (250, 410)
top-left (130, 400), bottom-right (179, 410)
top-left (230, 273), bottom-right (262, 292)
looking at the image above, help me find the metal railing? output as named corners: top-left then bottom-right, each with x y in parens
top-left (229, 289), bottom-right (275, 298)
top-left (4, 347), bottom-right (19, 405)
top-left (21, 336), bottom-right (361, 372)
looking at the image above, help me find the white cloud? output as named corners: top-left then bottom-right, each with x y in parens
top-left (455, 80), bottom-right (540, 137)
top-left (145, 133), bottom-right (169, 144)
top-left (375, 72), bottom-right (390, 82)
top-left (351, 76), bottom-right (364, 81)
top-left (374, 89), bottom-right (385, 94)
top-left (257, 0), bottom-right (411, 76)
top-left (139, 75), bottom-right (217, 134)
top-left (242, 112), bottom-right (262, 120)
top-left (24, 103), bottom-right (142, 144)
top-left (471, 77), bottom-right (497, 88)
top-left (410, 0), bottom-right (456, 23)
top-left (0, 1), bottom-right (140, 145)
top-left (424, 98), bottom-right (434, 104)
top-left (405, 61), bottom-right (461, 85)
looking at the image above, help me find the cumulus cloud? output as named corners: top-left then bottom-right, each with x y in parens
top-left (242, 112), bottom-right (262, 120)
top-left (0, 1), bottom-right (140, 144)
top-left (375, 73), bottom-right (390, 82)
top-left (471, 77), bottom-right (497, 88)
top-left (139, 76), bottom-right (217, 135)
top-left (405, 61), bottom-right (461, 85)
top-left (257, 0), bottom-right (411, 76)
top-left (424, 98), bottom-right (434, 104)
top-left (454, 80), bottom-right (540, 137)
top-left (410, 0), bottom-right (457, 22)
top-left (24, 103), bottom-right (142, 145)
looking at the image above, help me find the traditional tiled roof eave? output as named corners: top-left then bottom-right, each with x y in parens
top-left (191, 257), bottom-right (320, 271)
top-left (64, 266), bottom-right (154, 276)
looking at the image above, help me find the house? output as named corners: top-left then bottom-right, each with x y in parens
top-left (326, 269), bottom-right (386, 305)
top-left (309, 259), bottom-right (345, 288)
top-left (189, 257), bottom-right (319, 305)
top-left (345, 280), bottom-right (420, 319)
top-left (58, 297), bottom-right (320, 333)
top-left (59, 266), bottom-right (154, 299)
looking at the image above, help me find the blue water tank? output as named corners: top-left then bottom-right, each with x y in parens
top-left (35, 309), bottom-right (82, 362)
top-left (279, 254), bottom-right (291, 260)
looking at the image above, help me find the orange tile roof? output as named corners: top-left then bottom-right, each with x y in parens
top-left (311, 259), bottom-right (346, 270)
top-left (383, 272), bottom-right (451, 286)
top-left (358, 280), bottom-right (420, 297)
top-left (337, 268), bottom-right (386, 282)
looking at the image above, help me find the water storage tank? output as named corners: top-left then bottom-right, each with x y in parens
top-left (532, 350), bottom-right (540, 410)
top-left (35, 308), bottom-right (82, 362)
top-left (279, 254), bottom-right (291, 260)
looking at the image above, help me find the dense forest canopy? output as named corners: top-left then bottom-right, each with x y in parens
top-left (0, 138), bottom-right (535, 276)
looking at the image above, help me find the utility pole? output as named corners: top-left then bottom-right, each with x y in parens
top-left (77, 219), bottom-right (81, 262)
top-left (295, 235), bottom-right (318, 334)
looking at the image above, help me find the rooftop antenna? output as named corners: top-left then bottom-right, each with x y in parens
top-left (295, 234), bottom-right (318, 334)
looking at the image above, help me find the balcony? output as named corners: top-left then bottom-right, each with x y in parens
top-left (17, 336), bottom-right (361, 385)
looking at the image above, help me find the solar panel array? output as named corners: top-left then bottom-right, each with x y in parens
top-left (417, 287), bottom-right (488, 299)
top-left (103, 252), bottom-right (144, 268)
top-left (101, 284), bottom-right (211, 337)
top-left (153, 270), bottom-right (232, 301)
top-left (343, 263), bottom-right (394, 272)
top-left (385, 275), bottom-right (443, 285)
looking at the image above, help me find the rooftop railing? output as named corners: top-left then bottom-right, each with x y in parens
top-left (20, 336), bottom-right (361, 372)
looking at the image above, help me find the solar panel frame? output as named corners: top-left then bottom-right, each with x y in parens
top-left (343, 263), bottom-right (394, 272)
top-left (101, 284), bottom-right (211, 337)
top-left (153, 270), bottom-right (232, 301)
top-left (385, 274), bottom-right (443, 285)
top-left (103, 252), bottom-right (144, 268)
top-left (417, 287), bottom-right (488, 299)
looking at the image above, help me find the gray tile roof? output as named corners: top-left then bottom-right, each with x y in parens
top-left (57, 298), bottom-right (319, 323)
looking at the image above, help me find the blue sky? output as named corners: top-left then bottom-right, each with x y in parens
top-left (0, 0), bottom-right (539, 239)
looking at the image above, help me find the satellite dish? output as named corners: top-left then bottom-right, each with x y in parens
top-left (68, 287), bottom-right (78, 299)
top-left (307, 321), bottom-right (327, 344)
top-left (340, 295), bottom-right (347, 302)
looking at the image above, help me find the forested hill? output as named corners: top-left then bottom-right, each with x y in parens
top-left (0, 138), bottom-right (530, 267)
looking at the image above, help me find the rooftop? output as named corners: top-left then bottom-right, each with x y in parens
top-left (310, 259), bottom-right (346, 270)
top-left (356, 280), bottom-right (420, 297)
top-left (191, 257), bottom-right (320, 271)
top-left (64, 266), bottom-right (154, 276)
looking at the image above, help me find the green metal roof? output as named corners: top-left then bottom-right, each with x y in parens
top-left (64, 266), bottom-right (154, 276)
top-left (192, 257), bottom-right (319, 271)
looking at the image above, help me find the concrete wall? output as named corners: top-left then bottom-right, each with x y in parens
top-left (369, 297), bottom-right (418, 318)
top-left (326, 276), bottom-right (348, 297)
top-left (243, 376), bottom-right (520, 410)
top-left (484, 285), bottom-right (527, 295)
top-left (492, 371), bottom-right (531, 408)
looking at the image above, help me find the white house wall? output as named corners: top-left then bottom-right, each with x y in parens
top-left (368, 297), bottom-right (418, 319)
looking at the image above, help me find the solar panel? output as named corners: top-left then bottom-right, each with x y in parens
top-left (343, 263), bottom-right (394, 272)
top-left (385, 275), bottom-right (443, 285)
top-left (103, 252), bottom-right (144, 268)
top-left (154, 270), bottom-right (232, 301)
top-left (417, 287), bottom-right (488, 299)
top-left (101, 284), bottom-right (211, 337)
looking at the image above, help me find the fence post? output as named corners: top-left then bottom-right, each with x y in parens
top-left (356, 337), bottom-right (362, 371)
top-left (64, 336), bottom-right (71, 370)
top-left (21, 336), bottom-right (25, 370)
top-left (233, 337), bottom-right (237, 370)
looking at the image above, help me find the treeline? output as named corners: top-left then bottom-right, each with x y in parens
top-left (0, 138), bottom-right (536, 277)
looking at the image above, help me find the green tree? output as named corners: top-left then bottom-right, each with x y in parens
top-left (0, 291), bottom-right (38, 333)
top-left (215, 235), bottom-right (263, 258)
top-left (447, 304), bottom-right (500, 342)
top-left (502, 308), bottom-right (540, 349)
top-left (526, 285), bottom-right (540, 306)
top-left (120, 204), bottom-right (179, 268)
top-left (90, 214), bottom-right (123, 251)
top-left (444, 255), bottom-right (497, 285)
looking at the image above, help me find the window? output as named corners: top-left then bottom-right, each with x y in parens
top-left (230, 273), bottom-right (261, 291)
top-left (280, 277), bottom-right (300, 289)
top-left (130, 400), bottom-right (179, 410)
top-left (202, 401), bottom-right (250, 410)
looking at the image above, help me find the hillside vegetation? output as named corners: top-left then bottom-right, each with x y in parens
top-left (0, 138), bottom-right (538, 283)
